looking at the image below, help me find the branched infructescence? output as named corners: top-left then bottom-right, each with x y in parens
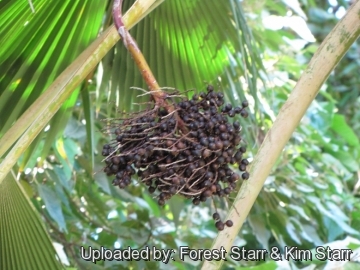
top-left (111, 1), bottom-right (249, 230)
top-left (102, 86), bottom-right (250, 230)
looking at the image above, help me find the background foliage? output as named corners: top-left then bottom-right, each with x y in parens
top-left (0, 0), bottom-right (359, 269)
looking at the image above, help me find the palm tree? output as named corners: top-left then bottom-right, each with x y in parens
top-left (0, 0), bottom-right (260, 268)
top-left (1, 0), bottom-right (359, 269)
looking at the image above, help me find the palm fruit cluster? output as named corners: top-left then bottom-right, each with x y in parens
top-left (102, 85), bottom-right (249, 230)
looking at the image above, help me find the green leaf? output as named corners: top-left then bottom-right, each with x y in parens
top-left (0, 0), bottom-right (108, 158)
top-left (94, 171), bottom-right (112, 195)
top-left (324, 216), bottom-right (345, 241)
top-left (37, 184), bottom-right (67, 232)
top-left (308, 101), bottom-right (335, 132)
top-left (331, 114), bottom-right (360, 147)
top-left (322, 153), bottom-right (350, 175)
top-left (158, 233), bottom-right (178, 249)
top-left (286, 221), bottom-right (302, 245)
top-left (0, 173), bottom-right (63, 270)
top-left (309, 7), bottom-right (336, 23)
top-left (52, 166), bottom-right (72, 192)
top-left (302, 225), bottom-right (323, 246)
top-left (143, 193), bottom-right (161, 217)
top-left (168, 195), bottom-right (184, 228)
top-left (344, 262), bottom-right (360, 270)
top-left (238, 260), bottom-right (278, 270)
top-left (81, 85), bottom-right (96, 171)
top-left (135, 208), bottom-right (150, 222)
top-left (248, 215), bottom-right (271, 250)
top-left (287, 205), bottom-right (310, 221)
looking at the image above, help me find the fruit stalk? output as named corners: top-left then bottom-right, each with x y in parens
top-left (113, 0), bottom-right (168, 109)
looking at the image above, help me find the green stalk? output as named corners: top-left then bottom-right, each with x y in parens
top-left (202, 2), bottom-right (360, 269)
top-left (0, 0), bottom-right (165, 184)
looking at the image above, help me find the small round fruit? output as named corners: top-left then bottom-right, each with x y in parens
top-left (213, 212), bottom-right (220, 220)
top-left (240, 109), bottom-right (249, 118)
top-left (192, 198), bottom-right (200, 205)
top-left (242, 172), bottom-right (250, 180)
top-left (239, 164), bottom-right (247, 171)
top-left (225, 220), bottom-right (233, 227)
top-left (241, 159), bottom-right (249, 165)
top-left (158, 199), bottom-right (165, 206)
top-left (215, 221), bottom-right (225, 231)
top-left (239, 146), bottom-right (247, 153)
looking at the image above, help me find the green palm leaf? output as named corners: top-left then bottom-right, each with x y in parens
top-left (0, 2), bottom-right (108, 268)
top-left (0, 0), bottom-right (107, 168)
top-left (0, 0), bottom-right (263, 268)
top-left (0, 172), bottom-right (63, 270)
top-left (99, 0), bottom-right (262, 116)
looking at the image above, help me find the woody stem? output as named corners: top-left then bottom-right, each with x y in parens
top-left (112, 0), bottom-right (187, 132)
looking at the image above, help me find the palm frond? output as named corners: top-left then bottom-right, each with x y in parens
top-left (0, 173), bottom-right (63, 270)
top-left (0, 0), bottom-right (107, 167)
top-left (97, 0), bottom-right (263, 118)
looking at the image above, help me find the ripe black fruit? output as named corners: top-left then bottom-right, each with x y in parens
top-left (213, 212), bottom-right (220, 220)
top-left (225, 220), bottom-right (233, 227)
top-left (242, 172), bottom-right (250, 180)
top-left (102, 85), bottom-right (249, 231)
top-left (215, 221), bottom-right (225, 231)
top-left (192, 198), bottom-right (200, 205)
top-left (239, 164), bottom-right (247, 171)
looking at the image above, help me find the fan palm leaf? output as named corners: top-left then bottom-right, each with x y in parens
top-left (0, 0), bottom-right (262, 268)
top-left (99, 0), bottom-right (262, 116)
